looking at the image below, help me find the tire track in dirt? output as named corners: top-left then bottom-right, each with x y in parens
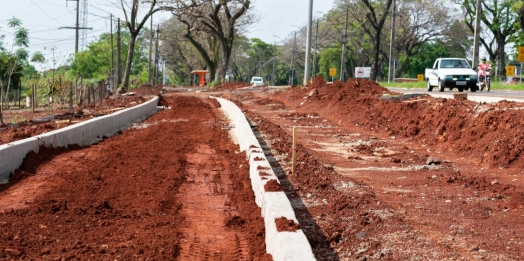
top-left (177, 144), bottom-right (251, 260)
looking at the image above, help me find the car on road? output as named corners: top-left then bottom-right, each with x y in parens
top-left (250, 77), bottom-right (264, 86)
top-left (426, 58), bottom-right (478, 92)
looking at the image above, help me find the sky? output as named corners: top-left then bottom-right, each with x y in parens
top-left (0, 0), bottom-right (336, 71)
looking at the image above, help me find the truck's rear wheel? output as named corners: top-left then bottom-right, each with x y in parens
top-left (427, 81), bottom-right (433, 92)
top-left (438, 80), bottom-right (445, 92)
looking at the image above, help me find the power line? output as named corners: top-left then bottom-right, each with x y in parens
top-left (29, 0), bottom-right (68, 26)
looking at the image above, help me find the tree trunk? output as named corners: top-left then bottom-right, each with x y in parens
top-left (218, 39), bottom-right (232, 81)
top-left (122, 34), bottom-right (137, 92)
top-left (5, 60), bottom-right (17, 109)
top-left (370, 31), bottom-right (381, 81)
top-left (496, 40), bottom-right (505, 79)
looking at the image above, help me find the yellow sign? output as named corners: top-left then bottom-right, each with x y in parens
top-left (518, 46), bottom-right (524, 62)
top-left (329, 68), bottom-right (336, 76)
top-left (417, 74), bottom-right (424, 82)
top-left (506, 65), bottom-right (515, 77)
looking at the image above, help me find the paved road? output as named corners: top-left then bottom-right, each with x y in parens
top-left (387, 87), bottom-right (524, 103)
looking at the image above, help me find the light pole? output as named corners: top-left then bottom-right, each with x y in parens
top-left (273, 35), bottom-right (283, 86)
top-left (290, 30), bottom-right (297, 86)
top-left (303, 0), bottom-right (313, 86)
top-left (472, 0), bottom-right (481, 71)
top-left (388, 0), bottom-right (396, 83)
top-left (273, 42), bottom-right (276, 86)
top-left (340, 7), bottom-right (348, 81)
top-left (313, 12), bottom-right (322, 81)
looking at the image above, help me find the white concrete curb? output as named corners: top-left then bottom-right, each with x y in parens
top-left (214, 97), bottom-right (316, 261)
top-left (0, 96), bottom-right (160, 184)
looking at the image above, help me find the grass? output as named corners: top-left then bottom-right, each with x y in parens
top-left (9, 115), bottom-right (27, 124)
top-left (379, 80), bottom-right (524, 91)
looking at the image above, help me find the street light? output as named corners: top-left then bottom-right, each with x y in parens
top-left (312, 11), bottom-right (323, 81)
top-left (388, 0), bottom-right (396, 83)
top-left (303, 0), bottom-right (313, 86)
top-left (290, 26), bottom-right (299, 86)
top-left (340, 7), bottom-right (349, 81)
top-left (272, 36), bottom-right (280, 86)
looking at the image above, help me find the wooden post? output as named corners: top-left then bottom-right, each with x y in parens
top-left (32, 84), bottom-right (36, 113)
top-left (292, 126), bottom-right (296, 176)
top-left (98, 81), bottom-right (103, 106)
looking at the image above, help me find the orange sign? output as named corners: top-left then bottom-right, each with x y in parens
top-left (518, 46), bottom-right (524, 62)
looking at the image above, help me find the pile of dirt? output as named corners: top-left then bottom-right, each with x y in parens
top-left (273, 78), bottom-right (524, 169)
top-left (231, 78), bottom-right (524, 259)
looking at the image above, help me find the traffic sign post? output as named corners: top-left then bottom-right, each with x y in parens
top-left (518, 46), bottom-right (524, 62)
top-left (329, 68), bottom-right (336, 82)
top-left (417, 74), bottom-right (424, 82)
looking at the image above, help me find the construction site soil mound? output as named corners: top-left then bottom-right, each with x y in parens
top-left (0, 85), bottom-right (164, 145)
top-left (0, 95), bottom-right (271, 260)
top-left (229, 78), bottom-right (524, 260)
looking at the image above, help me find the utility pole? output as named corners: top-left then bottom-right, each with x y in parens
top-left (162, 60), bottom-right (166, 85)
top-left (388, 0), bottom-right (396, 83)
top-left (312, 18), bottom-right (319, 80)
top-left (273, 42), bottom-right (276, 86)
top-left (117, 18), bottom-right (122, 86)
top-left (154, 25), bottom-right (160, 86)
top-left (110, 14), bottom-right (114, 90)
top-left (340, 7), bottom-right (349, 81)
top-left (472, 0), bottom-right (481, 71)
top-left (290, 31), bottom-right (297, 86)
top-left (148, 15), bottom-right (153, 84)
top-left (62, 0), bottom-right (92, 55)
top-left (303, 0), bottom-right (313, 86)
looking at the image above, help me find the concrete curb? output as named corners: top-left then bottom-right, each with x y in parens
top-left (0, 96), bottom-right (160, 184)
top-left (214, 97), bottom-right (316, 261)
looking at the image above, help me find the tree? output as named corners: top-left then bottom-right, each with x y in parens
top-left (118, 0), bottom-right (169, 91)
top-left (159, 18), bottom-right (209, 85)
top-left (171, 0), bottom-right (253, 81)
top-left (459, 0), bottom-right (519, 77)
top-left (1, 17), bottom-right (30, 124)
top-left (392, 0), bottom-right (457, 77)
top-left (338, 0), bottom-right (393, 81)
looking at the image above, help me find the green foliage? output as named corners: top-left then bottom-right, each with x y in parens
top-left (70, 30), bottom-right (147, 81)
top-left (318, 47), bottom-right (342, 80)
top-left (402, 42), bottom-right (454, 77)
top-left (208, 79), bottom-right (221, 87)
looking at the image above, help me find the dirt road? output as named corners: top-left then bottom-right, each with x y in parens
top-left (0, 95), bottom-right (270, 260)
top-left (1, 78), bottom-right (524, 260)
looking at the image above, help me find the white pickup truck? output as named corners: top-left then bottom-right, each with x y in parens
top-left (425, 58), bottom-right (478, 92)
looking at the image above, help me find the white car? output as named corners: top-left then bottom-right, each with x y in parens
top-left (426, 58), bottom-right (478, 92)
top-left (250, 77), bottom-right (264, 86)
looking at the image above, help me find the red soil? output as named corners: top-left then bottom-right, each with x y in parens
top-left (0, 95), bottom-right (271, 260)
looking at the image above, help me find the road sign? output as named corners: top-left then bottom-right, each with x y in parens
top-left (329, 68), bottom-right (336, 76)
top-left (290, 70), bottom-right (295, 77)
top-left (417, 74), bottom-right (424, 82)
top-left (518, 46), bottom-right (524, 62)
top-left (354, 67), bottom-right (371, 78)
top-left (506, 65), bottom-right (515, 76)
